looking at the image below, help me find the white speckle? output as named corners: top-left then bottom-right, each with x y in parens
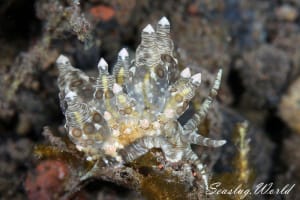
top-left (113, 83), bottom-right (123, 94)
top-left (98, 58), bottom-right (108, 70)
top-left (58, 169), bottom-right (66, 179)
top-left (82, 134), bottom-right (88, 140)
top-left (164, 109), bottom-right (175, 119)
top-left (124, 128), bottom-right (132, 134)
top-left (152, 121), bottom-right (160, 129)
top-left (168, 151), bottom-right (183, 162)
top-left (118, 48), bottom-right (129, 60)
top-left (115, 155), bottom-right (123, 162)
top-left (191, 73), bottom-right (201, 85)
top-left (150, 70), bottom-right (157, 80)
top-left (158, 16), bottom-right (170, 26)
top-left (129, 67), bottom-right (136, 74)
top-left (180, 67), bottom-right (191, 78)
top-left (116, 142), bottom-right (124, 149)
top-left (79, 73), bottom-right (90, 82)
top-left (76, 145), bottom-right (84, 151)
top-left (143, 24), bottom-right (155, 33)
top-left (112, 129), bottom-right (120, 136)
top-left (103, 158), bottom-right (109, 164)
top-left (65, 91), bottom-right (77, 100)
top-left (214, 69), bottom-right (223, 89)
top-left (73, 0), bottom-right (80, 5)
top-left (140, 119), bottom-right (150, 129)
top-left (174, 58), bottom-right (178, 64)
top-left (217, 69), bottom-right (223, 79)
top-left (103, 142), bottom-right (118, 156)
top-left (104, 111), bottom-right (112, 121)
top-left (134, 82), bottom-right (143, 93)
top-left (86, 156), bottom-right (93, 161)
top-left (56, 55), bottom-right (70, 65)
top-left (94, 124), bottom-right (102, 130)
top-left (218, 140), bottom-right (227, 146)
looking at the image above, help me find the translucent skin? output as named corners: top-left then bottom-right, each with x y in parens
top-left (56, 17), bottom-right (226, 189)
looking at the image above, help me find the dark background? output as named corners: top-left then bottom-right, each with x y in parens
top-left (0, 0), bottom-right (300, 199)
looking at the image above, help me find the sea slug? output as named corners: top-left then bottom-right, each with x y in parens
top-left (56, 16), bottom-right (226, 188)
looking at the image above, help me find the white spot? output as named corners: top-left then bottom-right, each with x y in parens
top-left (164, 109), bottom-right (175, 119)
top-left (73, 0), bottom-right (80, 5)
top-left (115, 155), bottom-right (123, 162)
top-left (76, 145), bottom-right (84, 151)
top-left (134, 82), bottom-right (143, 92)
top-left (65, 91), bottom-right (77, 100)
top-left (82, 134), bottom-right (88, 140)
top-left (150, 70), bottom-right (157, 80)
top-left (56, 55), bottom-right (70, 65)
top-left (124, 128), bottom-right (132, 134)
top-left (174, 58), bottom-right (178, 64)
top-left (94, 124), bottom-right (102, 130)
top-left (158, 16), bottom-right (170, 26)
top-left (112, 129), bottom-right (120, 136)
top-left (217, 69), bottom-right (223, 82)
top-left (140, 119), bottom-right (150, 129)
top-left (118, 48), bottom-right (129, 60)
top-left (213, 69), bottom-right (222, 90)
top-left (218, 140), bottom-right (227, 146)
top-left (58, 169), bottom-right (65, 179)
top-left (103, 158), bottom-right (109, 165)
top-left (104, 111), bottom-right (112, 121)
top-left (113, 83), bottom-right (123, 94)
top-left (116, 142), bottom-right (124, 149)
top-left (86, 156), bottom-right (93, 161)
top-left (80, 73), bottom-right (90, 82)
top-left (152, 121), bottom-right (160, 129)
top-left (129, 67), bottom-right (136, 74)
top-left (168, 151), bottom-right (183, 162)
top-left (103, 142), bottom-right (117, 156)
top-left (143, 24), bottom-right (155, 33)
top-left (180, 67), bottom-right (191, 78)
top-left (191, 73), bottom-right (201, 85)
top-left (97, 58), bottom-right (108, 70)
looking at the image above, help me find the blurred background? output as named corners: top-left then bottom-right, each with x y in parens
top-left (0, 0), bottom-right (300, 199)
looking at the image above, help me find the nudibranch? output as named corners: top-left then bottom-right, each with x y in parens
top-left (56, 16), bottom-right (226, 188)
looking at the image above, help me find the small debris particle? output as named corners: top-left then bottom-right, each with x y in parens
top-left (89, 5), bottom-right (115, 21)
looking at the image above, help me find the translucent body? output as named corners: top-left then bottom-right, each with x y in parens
top-left (56, 17), bottom-right (226, 188)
